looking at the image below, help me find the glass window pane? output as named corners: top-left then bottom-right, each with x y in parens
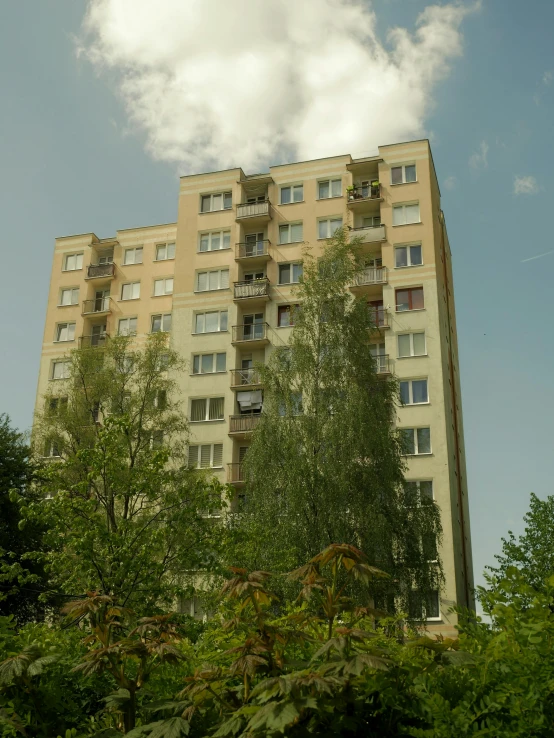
top-left (213, 444), bottom-right (223, 468)
top-left (197, 272), bottom-right (207, 291)
top-left (201, 195), bottom-right (211, 212)
top-left (405, 204), bottom-right (420, 223)
top-left (224, 192), bottom-right (232, 209)
top-left (199, 235), bottom-right (209, 252)
top-left (404, 481), bottom-right (418, 506)
top-left (281, 186), bottom-right (291, 204)
top-left (391, 167), bottom-right (403, 185)
top-left (395, 247), bottom-right (408, 268)
top-left (124, 250), bottom-right (133, 265)
top-left (76, 254), bottom-right (83, 269)
top-left (216, 353), bottom-right (226, 372)
top-left (331, 179), bottom-right (341, 197)
top-left (294, 185), bottom-right (303, 202)
top-left (410, 245), bottom-right (422, 265)
top-left (162, 314), bottom-right (172, 331)
top-left (417, 428), bottom-right (431, 454)
top-left (201, 354), bottom-right (214, 373)
top-left (220, 270), bottom-right (229, 289)
top-left (151, 315), bottom-right (161, 332)
top-left (223, 232), bottom-right (230, 249)
top-left (399, 381), bottom-right (410, 405)
top-left (401, 429), bottom-right (415, 455)
top-left (411, 288), bottom-right (424, 310)
top-left (293, 263), bottom-right (303, 282)
top-left (212, 193), bottom-right (222, 211)
top-left (396, 290), bottom-right (409, 312)
top-left (135, 247), bottom-right (143, 264)
top-left (167, 243), bottom-right (175, 259)
top-left (208, 271), bottom-right (219, 290)
top-left (330, 218), bottom-right (342, 235)
top-left (220, 311), bottom-right (228, 331)
top-left (318, 220), bottom-right (328, 239)
top-left (420, 481), bottom-right (433, 501)
top-left (188, 445), bottom-right (199, 468)
top-left (193, 355), bottom-right (200, 374)
top-left (426, 591), bottom-right (440, 619)
top-left (191, 399), bottom-right (206, 422)
top-left (279, 224), bottom-right (289, 244)
top-left (290, 222), bottom-right (303, 242)
top-left (398, 334), bottom-right (410, 357)
top-left (412, 380), bottom-right (428, 404)
top-left (154, 280), bottom-right (163, 296)
top-left (278, 306), bottom-right (290, 327)
top-left (413, 333), bottom-right (426, 355)
top-left (205, 312), bottom-right (218, 332)
top-left (133, 283), bottom-right (140, 299)
top-left (195, 313), bottom-right (205, 333)
top-left (405, 165), bottom-right (417, 183)
top-left (211, 232), bottom-right (221, 250)
top-left (200, 445), bottom-right (211, 468)
top-left (318, 181), bottom-right (329, 199)
top-left (166, 278), bottom-right (173, 294)
top-left (209, 397), bottom-right (224, 420)
top-left (279, 264), bottom-right (291, 284)
top-left (392, 206), bottom-right (404, 226)
top-left (156, 245), bottom-right (165, 260)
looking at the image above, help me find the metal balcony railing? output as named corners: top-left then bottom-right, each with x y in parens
top-left (82, 297), bottom-right (112, 314)
top-left (227, 463), bottom-right (246, 484)
top-left (236, 200), bottom-right (271, 219)
top-left (373, 354), bottom-right (391, 374)
top-left (352, 267), bottom-right (387, 287)
top-left (235, 240), bottom-right (271, 259)
top-left (229, 413), bottom-right (261, 434)
top-left (79, 333), bottom-right (109, 349)
top-left (369, 307), bottom-right (389, 329)
top-left (87, 263), bottom-right (115, 279)
top-left (232, 323), bottom-right (269, 343)
top-left (233, 279), bottom-right (270, 300)
top-left (347, 184), bottom-right (381, 201)
top-left (230, 368), bottom-right (262, 387)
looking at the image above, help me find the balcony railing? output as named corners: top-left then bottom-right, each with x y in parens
top-left (230, 368), bottom-right (262, 387)
top-left (82, 297), bottom-right (112, 315)
top-left (234, 278), bottom-right (270, 300)
top-left (79, 333), bottom-right (109, 349)
top-left (232, 323), bottom-right (269, 343)
top-left (87, 262), bottom-right (115, 279)
top-left (229, 413), bottom-right (261, 434)
top-left (348, 224), bottom-right (386, 243)
top-left (352, 267), bottom-right (387, 287)
top-left (235, 240), bottom-right (271, 260)
top-left (347, 184), bottom-right (381, 201)
top-left (369, 307), bottom-right (389, 329)
top-left (227, 463), bottom-right (246, 484)
top-left (373, 354), bottom-right (391, 374)
top-left (236, 200), bottom-right (271, 219)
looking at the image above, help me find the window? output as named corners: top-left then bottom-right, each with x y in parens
top-left (408, 590), bottom-right (440, 621)
top-left (362, 215), bottom-right (381, 228)
top-left (63, 253), bottom-right (83, 271)
top-left (395, 244), bottom-right (422, 268)
top-left (280, 184), bottom-right (303, 204)
top-left (196, 269), bottom-right (229, 292)
top-left (318, 218), bottom-right (343, 239)
top-left (48, 396), bottom-right (68, 415)
top-left (121, 282), bottom-right (140, 300)
top-left (194, 310), bottom-right (228, 334)
top-left (398, 332), bottom-right (426, 358)
top-left (55, 323), bottom-right (75, 342)
top-left (59, 288), bottom-right (79, 306)
top-left (404, 480), bottom-right (434, 506)
top-left (396, 287), bottom-right (424, 312)
top-left (199, 230), bottom-right (231, 252)
top-left (44, 439), bottom-right (61, 458)
top-left (393, 203), bottom-right (420, 226)
top-left (278, 304), bottom-right (300, 327)
top-left (154, 390), bottom-right (167, 410)
top-left (200, 192), bottom-right (232, 212)
top-left (151, 313), bottom-right (172, 333)
top-left (190, 397), bottom-right (225, 422)
top-left (124, 247), bottom-right (143, 265)
top-left (149, 430), bottom-right (164, 449)
top-left (157, 353), bottom-right (170, 371)
top-left (400, 379), bottom-right (428, 405)
top-left (400, 427), bottom-right (431, 455)
top-left (391, 164), bottom-right (417, 185)
top-left (118, 317), bottom-right (137, 336)
top-left (279, 222), bottom-right (303, 244)
top-left (188, 443), bottom-right (224, 469)
top-left (192, 353), bottom-right (226, 374)
top-left (153, 278), bottom-right (174, 296)
top-left (278, 392), bottom-right (303, 416)
top-left (318, 179), bottom-right (342, 199)
top-left (51, 361), bottom-right (70, 380)
top-left (155, 242), bottom-right (175, 261)
top-left (279, 263), bottom-right (303, 285)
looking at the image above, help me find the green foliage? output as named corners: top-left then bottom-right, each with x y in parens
top-left (229, 229), bottom-right (443, 612)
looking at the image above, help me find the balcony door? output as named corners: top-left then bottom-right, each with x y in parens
top-left (370, 342), bottom-right (386, 373)
top-left (369, 300), bottom-right (385, 327)
top-left (247, 194), bottom-right (266, 204)
top-left (244, 270), bottom-right (265, 282)
top-left (243, 313), bottom-right (264, 340)
top-left (241, 357), bottom-right (253, 385)
top-left (94, 289), bottom-right (110, 312)
top-left (91, 323), bottom-right (107, 346)
top-left (245, 233), bottom-right (264, 257)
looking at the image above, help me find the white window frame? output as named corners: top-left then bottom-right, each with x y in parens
top-left (393, 202), bottom-right (421, 226)
top-left (155, 242), bottom-right (175, 261)
top-left (51, 360), bottom-right (70, 380)
top-left (280, 183), bottom-right (303, 205)
top-left (153, 278), bottom-right (174, 296)
top-left (118, 317), bottom-right (137, 336)
top-left (391, 164), bottom-right (417, 185)
top-left (63, 253), bottom-right (83, 272)
top-left (395, 244), bottom-right (423, 268)
top-left (399, 378), bottom-right (429, 405)
top-left (193, 310), bottom-right (228, 334)
top-left (190, 397), bottom-right (225, 422)
top-left (278, 262), bottom-right (303, 285)
top-left (401, 427), bottom-right (432, 456)
top-left (55, 323), bottom-right (76, 343)
top-left (123, 247), bottom-right (143, 265)
top-left (188, 443), bottom-right (224, 469)
top-left (317, 179), bottom-right (342, 199)
top-left (200, 191), bottom-right (232, 213)
top-left (409, 589), bottom-right (441, 622)
top-left (278, 222), bottom-right (303, 245)
top-left (317, 217), bottom-right (343, 239)
top-left (59, 287), bottom-right (79, 306)
top-left (195, 269), bottom-right (230, 292)
top-left (397, 332), bottom-right (426, 358)
top-left (192, 352), bottom-right (227, 375)
top-left (404, 480), bottom-right (434, 505)
top-left (121, 282), bottom-right (140, 301)
top-left (151, 313), bottom-right (172, 333)
top-left (198, 230), bottom-right (231, 253)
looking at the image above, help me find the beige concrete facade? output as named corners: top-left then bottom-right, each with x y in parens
top-left (35, 139), bottom-right (474, 629)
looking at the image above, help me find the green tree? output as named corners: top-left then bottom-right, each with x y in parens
top-left (28, 333), bottom-right (221, 613)
top-left (230, 229), bottom-right (443, 612)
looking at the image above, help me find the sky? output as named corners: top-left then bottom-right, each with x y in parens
top-left (1, 0), bottom-right (553, 594)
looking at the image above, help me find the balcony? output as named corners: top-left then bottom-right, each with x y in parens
top-left (232, 323), bottom-right (269, 347)
top-left (369, 308), bottom-right (390, 331)
top-left (347, 184), bottom-right (382, 211)
top-left (235, 239), bottom-right (271, 262)
top-left (373, 354), bottom-right (391, 375)
top-left (351, 267), bottom-right (387, 288)
top-left (86, 262), bottom-right (115, 280)
top-left (227, 463), bottom-right (246, 485)
top-left (236, 200), bottom-right (272, 223)
top-left (233, 278), bottom-right (270, 302)
top-left (349, 224), bottom-right (386, 244)
top-left (82, 297), bottom-right (112, 316)
top-left (230, 368), bottom-right (262, 389)
top-left (79, 333), bottom-right (109, 349)
top-left (229, 413), bottom-right (261, 436)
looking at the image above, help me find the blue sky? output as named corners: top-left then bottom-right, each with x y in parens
top-left (1, 0), bottom-right (553, 593)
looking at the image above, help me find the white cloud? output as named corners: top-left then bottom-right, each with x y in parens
top-left (469, 141), bottom-right (488, 170)
top-left (79, 0), bottom-right (479, 173)
top-left (543, 70), bottom-right (553, 86)
top-left (513, 175), bottom-right (539, 196)
top-left (443, 175), bottom-right (457, 190)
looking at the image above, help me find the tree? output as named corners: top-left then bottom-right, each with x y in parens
top-left (29, 333), bottom-right (222, 613)
top-left (0, 414), bottom-right (50, 623)
top-left (230, 229), bottom-right (443, 613)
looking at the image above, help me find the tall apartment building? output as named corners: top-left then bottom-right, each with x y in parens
top-left (35, 139), bottom-right (474, 629)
